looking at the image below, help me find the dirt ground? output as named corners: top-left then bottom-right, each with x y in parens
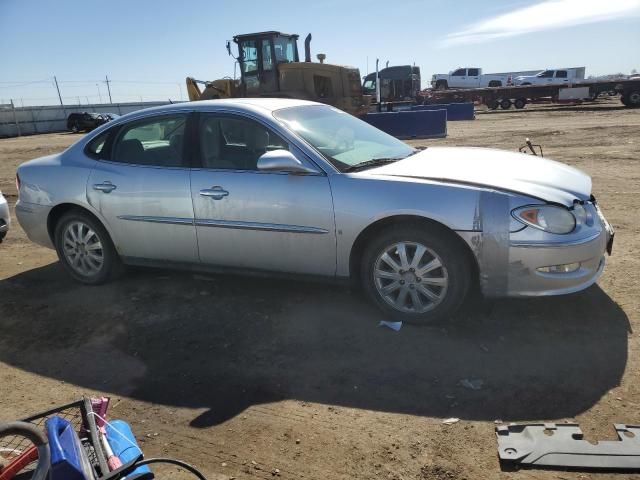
top-left (1, 99), bottom-right (639, 480)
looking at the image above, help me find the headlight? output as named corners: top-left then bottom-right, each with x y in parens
top-left (511, 205), bottom-right (576, 234)
top-left (571, 203), bottom-right (594, 227)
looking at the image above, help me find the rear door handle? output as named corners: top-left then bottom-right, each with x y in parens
top-left (93, 182), bottom-right (117, 193)
top-left (200, 186), bottom-right (229, 200)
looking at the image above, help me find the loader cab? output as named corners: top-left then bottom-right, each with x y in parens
top-left (233, 31), bottom-right (300, 96)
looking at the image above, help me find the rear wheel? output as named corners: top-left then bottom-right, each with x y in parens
top-left (360, 225), bottom-right (472, 325)
top-left (0, 231), bottom-right (6, 242)
top-left (436, 80), bottom-right (448, 90)
top-left (54, 210), bottom-right (121, 284)
top-left (70, 121), bottom-right (80, 133)
top-left (624, 90), bottom-right (640, 108)
top-left (487, 99), bottom-right (499, 110)
top-left (514, 98), bottom-right (527, 109)
top-left (500, 98), bottom-right (512, 109)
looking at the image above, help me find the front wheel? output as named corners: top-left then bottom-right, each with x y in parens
top-left (70, 122), bottom-right (80, 133)
top-left (54, 210), bottom-right (121, 284)
top-left (360, 225), bottom-right (472, 325)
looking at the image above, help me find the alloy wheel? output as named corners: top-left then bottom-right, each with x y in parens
top-left (62, 221), bottom-right (104, 277)
top-left (373, 241), bottom-right (448, 314)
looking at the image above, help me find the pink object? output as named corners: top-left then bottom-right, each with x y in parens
top-left (90, 397), bottom-right (123, 471)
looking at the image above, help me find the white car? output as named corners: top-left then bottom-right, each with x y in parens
top-left (0, 191), bottom-right (9, 242)
top-left (514, 68), bottom-right (586, 86)
top-left (431, 68), bottom-right (510, 90)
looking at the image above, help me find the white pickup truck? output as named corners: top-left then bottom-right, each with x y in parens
top-left (431, 68), bottom-right (510, 90)
top-left (513, 67), bottom-right (586, 86)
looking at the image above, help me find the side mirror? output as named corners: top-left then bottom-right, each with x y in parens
top-left (226, 41), bottom-right (232, 56)
top-left (257, 150), bottom-right (319, 174)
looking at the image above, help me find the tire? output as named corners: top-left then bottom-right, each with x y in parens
top-left (514, 98), bottom-right (526, 109)
top-left (70, 122), bottom-right (80, 133)
top-left (487, 99), bottom-right (499, 110)
top-left (360, 224), bottom-right (472, 325)
top-left (0, 231), bottom-right (6, 243)
top-left (436, 81), bottom-right (448, 90)
top-left (624, 90), bottom-right (640, 108)
top-left (488, 81), bottom-right (501, 87)
top-left (521, 82), bottom-right (531, 86)
top-left (500, 98), bottom-right (512, 110)
top-left (54, 210), bottom-right (121, 285)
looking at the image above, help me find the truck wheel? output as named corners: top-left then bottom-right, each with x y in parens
top-left (436, 81), bottom-right (448, 90)
top-left (521, 82), bottom-right (531, 86)
top-left (488, 81), bottom-right (501, 87)
top-left (500, 99), bottom-right (512, 110)
top-left (514, 98), bottom-right (526, 109)
top-left (70, 122), bottom-right (80, 133)
top-left (624, 90), bottom-right (640, 108)
top-left (487, 100), bottom-right (499, 110)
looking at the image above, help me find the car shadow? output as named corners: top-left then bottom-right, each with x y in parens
top-left (0, 263), bottom-right (630, 427)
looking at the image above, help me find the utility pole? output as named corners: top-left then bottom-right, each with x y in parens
top-left (105, 75), bottom-right (113, 104)
top-left (375, 59), bottom-right (381, 105)
top-left (96, 84), bottom-right (102, 104)
top-left (53, 76), bottom-right (63, 105)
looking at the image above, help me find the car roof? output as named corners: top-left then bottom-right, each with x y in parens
top-left (176, 97), bottom-right (317, 112)
top-left (111, 98), bottom-right (322, 123)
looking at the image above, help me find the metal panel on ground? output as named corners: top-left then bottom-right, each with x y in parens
top-left (410, 102), bottom-right (475, 120)
top-left (364, 109), bottom-right (447, 139)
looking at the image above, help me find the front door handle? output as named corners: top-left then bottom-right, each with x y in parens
top-left (93, 182), bottom-right (117, 193)
top-left (200, 186), bottom-right (229, 200)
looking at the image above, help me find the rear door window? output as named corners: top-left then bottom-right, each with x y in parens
top-left (111, 114), bottom-right (188, 167)
top-left (86, 130), bottom-right (111, 159)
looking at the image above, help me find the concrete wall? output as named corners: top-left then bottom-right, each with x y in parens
top-left (0, 101), bottom-right (176, 138)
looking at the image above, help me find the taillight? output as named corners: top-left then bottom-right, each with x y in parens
top-left (16, 173), bottom-right (21, 193)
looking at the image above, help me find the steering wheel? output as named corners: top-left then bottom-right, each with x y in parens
top-left (0, 422), bottom-right (49, 480)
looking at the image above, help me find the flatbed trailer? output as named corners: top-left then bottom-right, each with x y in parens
top-left (419, 78), bottom-right (640, 110)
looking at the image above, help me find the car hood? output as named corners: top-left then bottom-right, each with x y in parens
top-left (365, 146), bottom-right (591, 205)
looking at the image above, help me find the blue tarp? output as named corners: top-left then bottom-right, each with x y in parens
top-left (364, 109), bottom-right (447, 139)
top-left (410, 102), bottom-right (475, 121)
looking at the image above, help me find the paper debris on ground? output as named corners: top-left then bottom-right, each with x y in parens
top-left (442, 417), bottom-right (460, 425)
top-left (460, 378), bottom-right (484, 390)
top-left (378, 321), bottom-right (403, 331)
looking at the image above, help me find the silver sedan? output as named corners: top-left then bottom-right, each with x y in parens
top-left (15, 99), bottom-right (614, 323)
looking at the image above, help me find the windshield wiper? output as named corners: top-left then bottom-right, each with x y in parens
top-left (343, 148), bottom-right (424, 172)
top-left (343, 157), bottom-right (402, 172)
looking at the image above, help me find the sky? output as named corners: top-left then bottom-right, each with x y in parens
top-left (1, 0), bottom-right (639, 106)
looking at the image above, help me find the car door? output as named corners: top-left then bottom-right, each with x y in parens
top-left (538, 70), bottom-right (555, 84)
top-left (450, 68), bottom-right (467, 88)
top-left (555, 70), bottom-right (569, 84)
top-left (86, 112), bottom-right (199, 263)
top-left (467, 68), bottom-right (480, 87)
top-left (189, 112), bottom-right (336, 276)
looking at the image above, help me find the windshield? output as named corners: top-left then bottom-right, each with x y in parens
top-left (273, 105), bottom-right (414, 171)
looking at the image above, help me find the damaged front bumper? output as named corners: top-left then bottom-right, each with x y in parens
top-left (458, 200), bottom-right (613, 298)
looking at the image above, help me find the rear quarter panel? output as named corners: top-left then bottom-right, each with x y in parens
top-left (16, 151), bottom-right (100, 247)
